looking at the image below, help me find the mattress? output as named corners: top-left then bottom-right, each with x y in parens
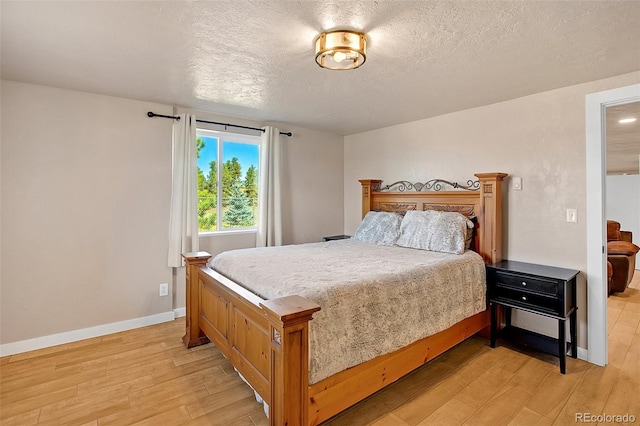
top-left (210, 239), bottom-right (486, 384)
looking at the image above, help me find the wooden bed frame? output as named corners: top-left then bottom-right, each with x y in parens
top-left (182, 172), bottom-right (507, 425)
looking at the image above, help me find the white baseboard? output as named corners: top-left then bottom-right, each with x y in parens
top-left (577, 346), bottom-right (588, 361)
top-left (173, 307), bottom-right (186, 318)
top-left (0, 311), bottom-right (176, 357)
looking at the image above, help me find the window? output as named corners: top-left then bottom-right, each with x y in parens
top-left (196, 129), bottom-right (260, 233)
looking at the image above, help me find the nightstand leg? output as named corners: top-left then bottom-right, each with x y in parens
top-left (558, 319), bottom-right (566, 374)
top-left (570, 310), bottom-right (577, 358)
top-left (490, 303), bottom-right (497, 348)
top-left (505, 306), bottom-right (512, 327)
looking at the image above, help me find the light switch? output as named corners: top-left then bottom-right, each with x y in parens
top-left (512, 177), bottom-right (522, 191)
top-left (566, 209), bottom-right (577, 223)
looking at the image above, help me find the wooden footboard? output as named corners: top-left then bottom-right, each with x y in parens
top-left (183, 252), bottom-right (320, 425)
top-left (182, 172), bottom-right (506, 425)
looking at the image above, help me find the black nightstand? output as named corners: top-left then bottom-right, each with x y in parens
top-left (323, 235), bottom-right (351, 241)
top-left (487, 260), bottom-right (579, 374)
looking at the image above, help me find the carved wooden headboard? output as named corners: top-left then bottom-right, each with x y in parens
top-left (359, 172), bottom-right (507, 265)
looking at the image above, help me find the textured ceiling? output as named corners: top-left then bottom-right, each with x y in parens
top-left (1, 1), bottom-right (639, 136)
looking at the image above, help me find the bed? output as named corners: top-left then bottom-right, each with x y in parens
top-left (182, 172), bottom-right (507, 425)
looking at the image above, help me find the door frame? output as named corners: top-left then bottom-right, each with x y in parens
top-left (585, 83), bottom-right (640, 366)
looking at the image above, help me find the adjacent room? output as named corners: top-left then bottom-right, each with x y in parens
top-left (1, 1), bottom-right (639, 425)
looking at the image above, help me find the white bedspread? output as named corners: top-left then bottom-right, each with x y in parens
top-left (210, 239), bottom-right (486, 384)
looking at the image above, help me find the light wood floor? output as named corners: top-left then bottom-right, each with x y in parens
top-left (2, 274), bottom-right (639, 426)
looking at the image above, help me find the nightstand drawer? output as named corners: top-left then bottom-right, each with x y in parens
top-left (493, 287), bottom-right (560, 316)
top-left (494, 271), bottom-right (558, 297)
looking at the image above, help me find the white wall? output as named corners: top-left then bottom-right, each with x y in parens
top-left (344, 71), bottom-right (640, 351)
top-left (0, 81), bottom-right (345, 347)
top-left (1, 80), bottom-right (174, 344)
top-left (606, 174), bottom-right (640, 269)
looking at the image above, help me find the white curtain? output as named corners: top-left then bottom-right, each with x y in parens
top-left (167, 114), bottom-right (199, 267)
top-left (256, 126), bottom-right (283, 247)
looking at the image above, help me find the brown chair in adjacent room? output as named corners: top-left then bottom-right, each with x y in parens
top-left (607, 220), bottom-right (639, 294)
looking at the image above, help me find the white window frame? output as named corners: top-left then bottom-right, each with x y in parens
top-left (196, 128), bottom-right (262, 235)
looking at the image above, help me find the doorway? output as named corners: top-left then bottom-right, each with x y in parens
top-left (585, 83), bottom-right (640, 366)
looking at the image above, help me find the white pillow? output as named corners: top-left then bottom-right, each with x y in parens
top-left (352, 211), bottom-right (403, 246)
top-left (396, 210), bottom-right (474, 254)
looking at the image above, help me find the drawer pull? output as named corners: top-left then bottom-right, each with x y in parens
top-left (522, 296), bottom-right (527, 301)
top-left (522, 282), bottom-right (527, 286)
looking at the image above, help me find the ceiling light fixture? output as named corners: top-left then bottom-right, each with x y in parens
top-left (315, 30), bottom-right (366, 70)
top-left (618, 117), bottom-right (637, 124)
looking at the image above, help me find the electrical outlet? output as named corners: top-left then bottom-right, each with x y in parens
top-left (566, 209), bottom-right (577, 223)
top-left (159, 283), bottom-right (169, 297)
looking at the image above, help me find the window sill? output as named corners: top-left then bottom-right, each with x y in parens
top-left (199, 229), bottom-right (257, 238)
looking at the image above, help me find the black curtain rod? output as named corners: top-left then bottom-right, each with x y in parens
top-left (147, 111), bottom-right (292, 137)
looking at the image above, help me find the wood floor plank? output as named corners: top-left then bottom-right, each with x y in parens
top-left (505, 356), bottom-right (554, 396)
top-left (1, 365), bottom-right (107, 405)
top-left (151, 352), bottom-right (226, 385)
top-left (128, 406), bottom-right (192, 426)
top-left (416, 397), bottom-right (475, 426)
top-left (606, 339), bottom-right (631, 369)
top-left (507, 407), bottom-right (554, 426)
top-left (385, 361), bottom-right (454, 402)
top-left (81, 374), bottom-right (156, 402)
top-left (522, 370), bottom-right (582, 420)
top-left (36, 393), bottom-right (130, 426)
top-left (249, 406), bottom-right (270, 426)
top-left (51, 339), bottom-right (144, 370)
top-left (97, 387), bottom-right (210, 426)
top-left (599, 371), bottom-right (640, 420)
top-left (0, 407), bottom-right (40, 426)
top-left (607, 307), bottom-right (622, 333)
top-left (368, 413), bottom-right (409, 426)
top-left (392, 379), bottom-right (464, 425)
top-left (446, 345), bottom-right (504, 388)
top-left (0, 386), bottom-right (78, 421)
top-left (616, 309), bottom-right (640, 330)
top-left (609, 323), bottom-right (637, 346)
top-left (185, 380), bottom-right (255, 419)
top-left (552, 365), bottom-right (620, 423)
top-left (432, 336), bottom-right (490, 369)
top-left (619, 351), bottom-right (640, 384)
top-left (77, 362), bottom-right (166, 396)
top-left (323, 387), bottom-right (406, 426)
top-left (185, 408), bottom-right (257, 426)
top-left (465, 385), bottom-right (530, 426)
top-left (189, 394), bottom-right (265, 425)
top-left (622, 298), bottom-right (640, 313)
top-left (628, 332), bottom-right (640, 356)
top-left (453, 362), bottom-right (515, 409)
top-left (0, 360), bottom-right (58, 387)
top-left (128, 368), bottom-right (219, 408)
top-left (488, 347), bottom-right (531, 374)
